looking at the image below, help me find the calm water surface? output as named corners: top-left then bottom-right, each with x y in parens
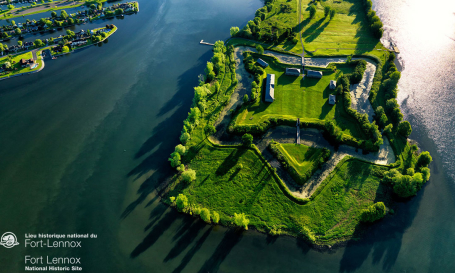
top-left (0, 0), bottom-right (455, 272)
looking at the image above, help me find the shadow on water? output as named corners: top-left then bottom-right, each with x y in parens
top-left (197, 229), bottom-right (244, 273)
top-left (120, 50), bottom-right (212, 219)
top-left (172, 227), bottom-right (213, 273)
top-left (339, 181), bottom-right (427, 272)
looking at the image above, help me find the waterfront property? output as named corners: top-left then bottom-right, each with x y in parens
top-left (19, 58), bottom-right (34, 68)
top-left (257, 58), bottom-right (268, 68)
top-left (265, 73), bottom-right (275, 102)
top-left (285, 67), bottom-right (300, 76)
top-left (306, 69), bottom-right (322, 79)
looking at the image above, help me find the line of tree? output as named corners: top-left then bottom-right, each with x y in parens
top-left (361, 0), bottom-right (384, 39)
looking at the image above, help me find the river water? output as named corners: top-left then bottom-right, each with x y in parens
top-left (0, 0), bottom-right (454, 272)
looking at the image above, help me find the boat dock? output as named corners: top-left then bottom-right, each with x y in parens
top-left (200, 40), bottom-right (214, 46)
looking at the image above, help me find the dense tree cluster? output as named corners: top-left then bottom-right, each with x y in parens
top-left (362, 0), bottom-right (384, 38)
top-left (360, 202), bottom-right (386, 222)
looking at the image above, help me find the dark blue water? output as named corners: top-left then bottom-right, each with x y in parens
top-left (0, 0), bottom-right (455, 272)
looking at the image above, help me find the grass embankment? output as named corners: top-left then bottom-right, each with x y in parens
top-left (270, 142), bottom-right (331, 185)
top-left (0, 51), bottom-right (43, 79)
top-left (234, 53), bottom-right (367, 139)
top-left (167, 146), bottom-right (390, 244)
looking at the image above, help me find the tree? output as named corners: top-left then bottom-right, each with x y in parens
top-left (416, 151), bottom-right (432, 168)
top-left (360, 202), bottom-right (386, 222)
top-left (4, 61), bottom-right (11, 69)
top-left (212, 211), bottom-right (220, 224)
top-left (233, 213), bottom-right (249, 230)
top-left (309, 5), bottom-right (316, 19)
top-left (329, 9), bottom-right (335, 20)
top-left (256, 44), bottom-right (264, 55)
top-left (421, 167), bottom-right (430, 182)
top-left (115, 8), bottom-right (124, 15)
top-left (15, 28), bottom-right (21, 35)
top-left (243, 94), bottom-right (249, 103)
top-left (68, 18), bottom-right (74, 25)
top-left (46, 20), bottom-right (53, 28)
top-left (393, 175), bottom-right (416, 197)
top-left (66, 29), bottom-right (75, 37)
top-left (242, 133), bottom-right (253, 146)
top-left (174, 144), bottom-right (186, 156)
top-left (176, 194), bottom-right (188, 212)
top-left (34, 39), bottom-right (44, 48)
top-left (324, 6), bottom-right (330, 17)
top-left (204, 124), bottom-right (216, 137)
top-left (62, 46), bottom-right (70, 53)
top-left (168, 152), bottom-right (181, 168)
top-left (398, 121), bottom-right (412, 137)
top-left (182, 169), bottom-right (196, 183)
top-left (188, 107), bottom-right (201, 122)
top-left (230, 26), bottom-right (239, 37)
top-left (51, 11), bottom-right (57, 18)
top-left (7, 4), bottom-right (14, 10)
top-left (383, 123), bottom-right (393, 134)
top-left (180, 132), bottom-right (190, 144)
top-left (61, 10), bottom-right (68, 19)
top-left (200, 208), bottom-right (211, 223)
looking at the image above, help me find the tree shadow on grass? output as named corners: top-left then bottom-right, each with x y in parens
top-left (216, 148), bottom-right (247, 175)
top-left (301, 17), bottom-right (326, 39)
top-left (197, 229), bottom-right (244, 273)
top-left (304, 20), bottom-right (330, 44)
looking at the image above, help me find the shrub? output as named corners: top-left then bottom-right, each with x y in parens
top-left (182, 169), bottom-right (196, 183)
top-left (168, 152), bottom-right (181, 168)
top-left (200, 208), bottom-right (211, 223)
top-left (180, 132), bottom-right (190, 144)
top-left (393, 175), bottom-right (416, 197)
top-left (255, 44), bottom-right (264, 55)
top-left (421, 167), bottom-right (430, 181)
top-left (398, 121), bottom-right (412, 137)
top-left (406, 168), bottom-right (415, 176)
top-left (309, 5), bottom-right (317, 19)
top-left (204, 124), bottom-right (216, 137)
top-left (175, 144), bottom-right (186, 156)
top-left (382, 168), bottom-right (400, 184)
top-left (242, 133), bottom-right (253, 146)
top-left (233, 213), bottom-right (249, 230)
top-left (416, 151), bottom-right (432, 168)
top-left (176, 194), bottom-right (188, 212)
top-left (230, 26), bottom-right (239, 36)
top-left (360, 202), bottom-right (386, 222)
top-left (212, 211), bottom-right (220, 224)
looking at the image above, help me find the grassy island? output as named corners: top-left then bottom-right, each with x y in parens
top-left (164, 0), bottom-right (432, 246)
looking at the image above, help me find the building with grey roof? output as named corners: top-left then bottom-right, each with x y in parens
top-left (256, 58), bottom-right (269, 68)
top-left (330, 80), bottom-right (336, 89)
top-left (265, 74), bottom-right (275, 103)
top-left (329, 94), bottom-right (336, 105)
top-left (285, 68), bottom-right (301, 76)
top-left (306, 70), bottom-right (323, 79)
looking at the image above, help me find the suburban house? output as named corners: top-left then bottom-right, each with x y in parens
top-left (257, 58), bottom-right (269, 68)
top-left (329, 94), bottom-right (336, 105)
top-left (330, 80), bottom-right (336, 89)
top-left (306, 69), bottom-right (323, 79)
top-left (265, 74), bottom-right (275, 103)
top-left (285, 67), bottom-right (301, 76)
top-left (19, 58), bottom-right (34, 68)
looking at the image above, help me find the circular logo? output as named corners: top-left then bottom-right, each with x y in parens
top-left (0, 232), bottom-right (20, 248)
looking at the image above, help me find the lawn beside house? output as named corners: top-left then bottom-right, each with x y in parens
top-left (0, 51), bottom-right (43, 79)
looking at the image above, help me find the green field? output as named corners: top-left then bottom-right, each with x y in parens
top-left (166, 143), bottom-right (389, 244)
top-left (279, 143), bottom-right (325, 173)
top-left (244, 0), bottom-right (386, 58)
top-left (237, 54), bottom-right (366, 139)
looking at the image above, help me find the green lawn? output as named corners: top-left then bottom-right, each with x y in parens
top-left (166, 143), bottom-right (389, 244)
top-left (237, 54), bottom-right (366, 139)
top-left (279, 143), bottom-right (325, 173)
top-left (242, 0), bottom-right (387, 58)
top-left (0, 51), bottom-right (43, 79)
